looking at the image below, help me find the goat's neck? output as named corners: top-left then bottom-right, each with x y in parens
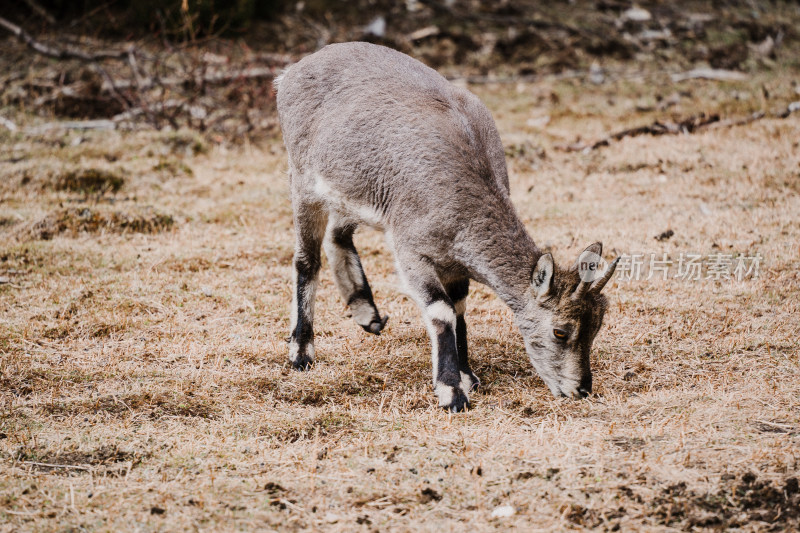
top-left (455, 205), bottom-right (542, 313)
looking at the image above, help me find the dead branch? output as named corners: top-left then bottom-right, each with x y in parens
top-left (25, 120), bottom-right (116, 134)
top-left (22, 0), bottom-right (56, 25)
top-left (581, 102), bottom-right (800, 152)
top-left (0, 16), bottom-right (290, 137)
top-left (671, 68), bottom-right (748, 83)
top-left (100, 66), bottom-right (282, 92)
top-left (586, 113), bottom-right (720, 150)
top-left (0, 15), bottom-right (127, 61)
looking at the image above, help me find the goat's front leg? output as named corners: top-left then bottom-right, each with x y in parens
top-left (446, 279), bottom-right (480, 394)
top-left (397, 254), bottom-right (470, 412)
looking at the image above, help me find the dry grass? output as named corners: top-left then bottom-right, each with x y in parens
top-left (1, 68), bottom-right (799, 532)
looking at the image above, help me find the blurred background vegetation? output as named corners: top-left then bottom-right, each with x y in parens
top-left (1, 1), bottom-right (799, 138)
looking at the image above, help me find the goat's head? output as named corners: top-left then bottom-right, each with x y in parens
top-left (517, 243), bottom-right (619, 399)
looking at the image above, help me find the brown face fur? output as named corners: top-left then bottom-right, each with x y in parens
top-left (519, 247), bottom-right (616, 398)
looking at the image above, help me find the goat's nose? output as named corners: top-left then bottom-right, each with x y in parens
top-left (579, 374), bottom-right (592, 397)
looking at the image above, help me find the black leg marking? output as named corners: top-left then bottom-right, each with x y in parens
top-left (290, 261), bottom-right (318, 370)
top-left (289, 203), bottom-right (326, 370)
top-left (422, 285), bottom-right (469, 412)
top-left (447, 279), bottom-right (480, 393)
top-left (432, 315), bottom-right (470, 412)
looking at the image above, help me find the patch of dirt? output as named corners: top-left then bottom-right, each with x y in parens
top-left (418, 487), bottom-right (442, 504)
top-left (162, 256), bottom-right (213, 273)
top-left (42, 391), bottom-right (218, 420)
top-left (158, 130), bottom-right (208, 157)
top-left (21, 206), bottom-right (174, 240)
top-left (260, 412), bottom-right (355, 443)
top-left (0, 368), bottom-right (95, 397)
top-left (14, 444), bottom-right (146, 475)
top-left (241, 373), bottom-right (388, 406)
top-left (54, 168), bottom-right (125, 194)
top-left (562, 503), bottom-right (603, 528)
top-left (650, 473), bottom-right (800, 529)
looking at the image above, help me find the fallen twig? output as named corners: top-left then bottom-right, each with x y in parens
top-left (25, 119), bottom-right (116, 134)
top-left (103, 66), bottom-right (281, 92)
top-left (577, 102), bottom-right (800, 152)
top-left (22, 461), bottom-right (92, 471)
top-left (671, 68), bottom-right (748, 82)
top-left (0, 116), bottom-right (18, 132)
top-left (584, 113), bottom-right (720, 151)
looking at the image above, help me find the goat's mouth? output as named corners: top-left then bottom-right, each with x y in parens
top-left (550, 378), bottom-right (590, 400)
top-left (559, 387), bottom-right (591, 399)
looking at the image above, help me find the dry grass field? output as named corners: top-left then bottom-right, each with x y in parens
top-left (1, 67), bottom-right (799, 531)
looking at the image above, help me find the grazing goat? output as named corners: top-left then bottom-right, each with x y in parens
top-left (275, 42), bottom-right (618, 412)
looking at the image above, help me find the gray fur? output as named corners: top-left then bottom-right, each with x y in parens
top-left (276, 42), bottom-right (617, 410)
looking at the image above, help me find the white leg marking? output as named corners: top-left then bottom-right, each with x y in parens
top-left (459, 371), bottom-right (474, 395)
top-left (289, 340), bottom-right (314, 363)
top-left (426, 301), bottom-right (456, 325)
top-left (427, 321), bottom-right (439, 387)
top-left (434, 382), bottom-right (455, 407)
top-left (290, 266), bottom-right (298, 331)
top-left (347, 250), bottom-right (364, 287)
top-left (289, 339), bottom-right (299, 362)
top-left (351, 300), bottom-right (376, 326)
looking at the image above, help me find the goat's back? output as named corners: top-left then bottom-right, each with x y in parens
top-left (276, 42), bottom-right (509, 227)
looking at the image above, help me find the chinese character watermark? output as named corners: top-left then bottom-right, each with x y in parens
top-left (612, 252), bottom-right (761, 282)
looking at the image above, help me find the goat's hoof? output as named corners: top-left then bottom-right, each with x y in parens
top-left (437, 385), bottom-right (470, 413)
top-left (362, 314), bottom-right (389, 335)
top-left (290, 355), bottom-right (314, 371)
top-left (445, 393), bottom-right (471, 413)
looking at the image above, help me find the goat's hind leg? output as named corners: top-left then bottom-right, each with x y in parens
top-left (289, 200), bottom-right (327, 370)
top-left (324, 214), bottom-right (388, 335)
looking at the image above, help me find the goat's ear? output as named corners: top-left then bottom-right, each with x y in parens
top-left (531, 253), bottom-right (554, 299)
top-left (572, 242), bottom-right (603, 271)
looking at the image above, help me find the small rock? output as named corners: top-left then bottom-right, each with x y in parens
top-left (150, 506), bottom-right (166, 515)
top-left (655, 229), bottom-right (674, 241)
top-left (364, 16), bottom-right (386, 37)
top-left (526, 115), bottom-right (551, 129)
top-left (622, 7), bottom-right (651, 22)
top-left (589, 61), bottom-right (605, 85)
top-left (418, 487), bottom-right (441, 503)
top-left (491, 505), bottom-right (516, 518)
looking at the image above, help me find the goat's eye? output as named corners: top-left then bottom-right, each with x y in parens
top-left (553, 328), bottom-right (568, 340)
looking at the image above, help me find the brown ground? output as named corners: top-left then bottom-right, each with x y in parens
top-left (1, 64), bottom-right (799, 531)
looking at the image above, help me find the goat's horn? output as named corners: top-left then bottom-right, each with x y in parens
top-left (589, 257), bottom-right (620, 294)
top-left (572, 280), bottom-right (590, 300)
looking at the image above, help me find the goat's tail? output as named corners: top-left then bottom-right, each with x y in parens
top-left (272, 67), bottom-right (290, 92)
